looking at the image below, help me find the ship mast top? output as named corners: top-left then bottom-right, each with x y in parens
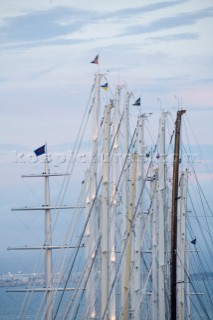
top-left (170, 109), bottom-right (186, 319)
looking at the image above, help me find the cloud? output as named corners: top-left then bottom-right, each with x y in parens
top-left (107, 0), bottom-right (189, 19)
top-left (1, 37), bottom-right (90, 51)
top-left (148, 32), bottom-right (199, 42)
top-left (123, 6), bottom-right (213, 35)
top-left (0, 6), bottom-right (93, 44)
top-left (0, 1), bottom-right (198, 50)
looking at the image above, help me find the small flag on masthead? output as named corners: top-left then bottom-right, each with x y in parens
top-left (90, 54), bottom-right (99, 64)
top-left (34, 145), bottom-right (46, 156)
top-left (133, 97), bottom-right (141, 106)
top-left (101, 82), bottom-right (108, 91)
top-left (191, 238), bottom-right (196, 245)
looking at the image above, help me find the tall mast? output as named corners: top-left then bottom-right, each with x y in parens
top-left (177, 170), bottom-right (188, 319)
top-left (87, 72), bottom-right (101, 318)
top-left (102, 104), bottom-right (112, 320)
top-left (109, 85), bottom-right (122, 319)
top-left (91, 72), bottom-right (101, 202)
top-left (121, 92), bottom-right (131, 312)
top-left (157, 112), bottom-right (168, 319)
top-left (151, 169), bottom-right (158, 320)
top-left (85, 169), bottom-right (92, 316)
top-left (122, 153), bottom-right (137, 320)
top-left (44, 154), bottom-right (53, 320)
top-left (170, 110), bottom-right (186, 319)
top-left (9, 148), bottom-right (76, 319)
top-left (186, 245), bottom-right (191, 319)
top-left (132, 114), bottom-right (146, 319)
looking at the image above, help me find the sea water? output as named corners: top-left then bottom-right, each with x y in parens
top-left (0, 287), bottom-right (41, 320)
top-left (0, 287), bottom-right (85, 320)
top-left (1, 282), bottom-right (213, 319)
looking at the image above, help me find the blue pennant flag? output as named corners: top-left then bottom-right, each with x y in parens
top-left (101, 82), bottom-right (108, 91)
top-left (191, 238), bottom-right (196, 245)
top-left (90, 54), bottom-right (99, 64)
top-left (133, 97), bottom-right (141, 106)
top-left (34, 145), bottom-right (46, 156)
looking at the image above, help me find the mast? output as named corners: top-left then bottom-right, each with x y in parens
top-left (170, 110), bottom-right (186, 319)
top-left (186, 246), bottom-right (191, 319)
top-left (9, 148), bottom-right (76, 319)
top-left (85, 169), bottom-right (92, 316)
top-left (177, 170), bottom-right (188, 319)
top-left (151, 169), bottom-right (158, 320)
top-left (44, 154), bottom-right (53, 320)
top-left (122, 153), bottom-right (137, 320)
top-left (102, 104), bottom-right (112, 320)
top-left (157, 112), bottom-right (168, 319)
top-left (121, 92), bottom-right (131, 313)
top-left (132, 114), bottom-right (146, 319)
top-left (87, 72), bottom-right (101, 318)
top-left (109, 85), bottom-right (122, 319)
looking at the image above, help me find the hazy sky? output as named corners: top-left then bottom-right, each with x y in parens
top-left (0, 0), bottom-right (213, 273)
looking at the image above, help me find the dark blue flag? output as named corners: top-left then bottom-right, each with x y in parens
top-left (191, 238), bottom-right (196, 245)
top-left (34, 145), bottom-right (46, 156)
top-left (133, 98), bottom-right (141, 106)
top-left (90, 54), bottom-right (99, 64)
top-left (101, 82), bottom-right (108, 91)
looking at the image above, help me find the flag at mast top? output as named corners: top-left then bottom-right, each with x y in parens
top-left (133, 97), bottom-right (141, 106)
top-left (101, 82), bottom-right (108, 91)
top-left (90, 54), bottom-right (99, 64)
top-left (34, 144), bottom-right (46, 156)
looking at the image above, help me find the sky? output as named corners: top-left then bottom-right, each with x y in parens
top-left (0, 0), bottom-right (213, 274)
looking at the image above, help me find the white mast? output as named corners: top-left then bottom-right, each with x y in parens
top-left (121, 92), bottom-right (131, 313)
top-left (44, 152), bottom-right (53, 320)
top-left (122, 153), bottom-right (137, 320)
top-left (85, 169), bottom-right (92, 317)
top-left (165, 167), bottom-right (171, 315)
top-left (132, 114), bottom-right (146, 319)
top-left (177, 170), bottom-right (188, 319)
top-left (157, 112), bottom-right (169, 319)
top-left (88, 73), bottom-right (101, 318)
top-left (109, 85), bottom-right (122, 320)
top-left (151, 169), bottom-right (158, 320)
top-left (102, 104), bottom-right (112, 320)
top-left (186, 247), bottom-right (191, 320)
top-left (10, 163), bottom-right (76, 320)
